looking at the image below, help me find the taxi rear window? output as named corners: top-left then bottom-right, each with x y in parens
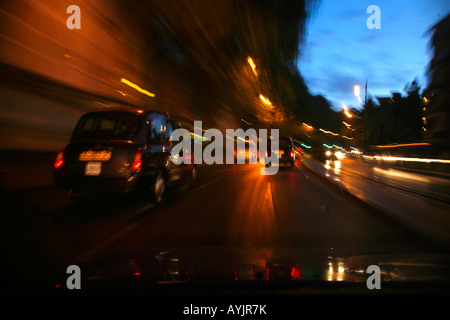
top-left (72, 113), bottom-right (141, 140)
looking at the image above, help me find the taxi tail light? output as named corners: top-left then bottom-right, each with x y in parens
top-left (132, 149), bottom-right (142, 171)
top-left (54, 149), bottom-right (64, 168)
top-left (291, 151), bottom-right (294, 158)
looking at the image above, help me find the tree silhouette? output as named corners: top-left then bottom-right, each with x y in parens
top-left (365, 78), bottom-right (424, 146)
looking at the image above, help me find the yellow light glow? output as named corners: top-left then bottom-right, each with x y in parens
top-left (120, 78), bottom-right (155, 98)
top-left (375, 142), bottom-right (430, 148)
top-left (342, 102), bottom-right (353, 118)
top-left (364, 155), bottom-right (450, 164)
top-left (259, 94), bottom-right (272, 106)
top-left (319, 128), bottom-right (339, 136)
top-left (302, 123), bottom-right (313, 129)
top-left (335, 151), bottom-right (345, 159)
top-left (373, 167), bottom-right (430, 182)
top-left (334, 160), bottom-right (341, 173)
top-left (247, 56), bottom-right (258, 76)
top-left (327, 261), bottom-right (345, 281)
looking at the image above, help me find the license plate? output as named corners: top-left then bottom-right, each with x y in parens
top-left (274, 150), bottom-right (284, 154)
top-left (79, 150), bottom-right (111, 161)
top-left (85, 162), bottom-right (102, 176)
top-left (275, 150), bottom-right (284, 158)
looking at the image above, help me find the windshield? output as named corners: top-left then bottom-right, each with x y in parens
top-left (2, 0), bottom-right (450, 306)
top-left (72, 113), bottom-right (141, 140)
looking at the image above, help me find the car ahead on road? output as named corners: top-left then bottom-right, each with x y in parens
top-left (234, 139), bottom-right (258, 164)
top-left (54, 106), bottom-right (196, 203)
top-left (265, 136), bottom-right (295, 167)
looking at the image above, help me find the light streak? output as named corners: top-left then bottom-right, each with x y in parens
top-left (120, 78), bottom-right (155, 98)
top-left (374, 143), bottom-right (430, 148)
top-left (259, 94), bottom-right (272, 106)
top-left (319, 128), bottom-right (339, 136)
top-left (363, 155), bottom-right (450, 164)
top-left (247, 56), bottom-right (258, 76)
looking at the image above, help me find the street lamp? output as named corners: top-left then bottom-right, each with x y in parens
top-left (354, 84), bottom-right (360, 97)
top-left (354, 82), bottom-right (368, 154)
top-left (247, 56), bottom-right (258, 76)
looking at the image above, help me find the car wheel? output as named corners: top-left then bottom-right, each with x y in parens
top-left (152, 170), bottom-right (166, 204)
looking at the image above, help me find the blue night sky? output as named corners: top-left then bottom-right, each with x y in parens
top-left (297, 0), bottom-right (450, 111)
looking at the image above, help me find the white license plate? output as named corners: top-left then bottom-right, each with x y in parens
top-left (85, 162), bottom-right (102, 176)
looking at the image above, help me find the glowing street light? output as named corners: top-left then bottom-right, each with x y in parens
top-left (354, 84), bottom-right (361, 97)
top-left (342, 102), bottom-right (353, 118)
top-left (354, 84), bottom-right (362, 103)
top-left (259, 94), bottom-right (273, 108)
top-left (247, 56), bottom-right (258, 76)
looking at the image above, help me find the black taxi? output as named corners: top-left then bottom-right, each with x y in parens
top-left (54, 106), bottom-right (196, 203)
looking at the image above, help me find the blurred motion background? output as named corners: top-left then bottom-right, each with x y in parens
top-left (0, 0), bottom-right (317, 153)
top-left (0, 0), bottom-right (448, 165)
top-left (1, 1), bottom-right (450, 296)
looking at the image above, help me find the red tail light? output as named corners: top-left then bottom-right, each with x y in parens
top-left (54, 149), bottom-right (64, 168)
top-left (291, 151), bottom-right (294, 158)
top-left (291, 267), bottom-right (301, 280)
top-left (132, 149), bottom-right (142, 171)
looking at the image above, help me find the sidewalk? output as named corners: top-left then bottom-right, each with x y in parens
top-left (301, 154), bottom-right (450, 250)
